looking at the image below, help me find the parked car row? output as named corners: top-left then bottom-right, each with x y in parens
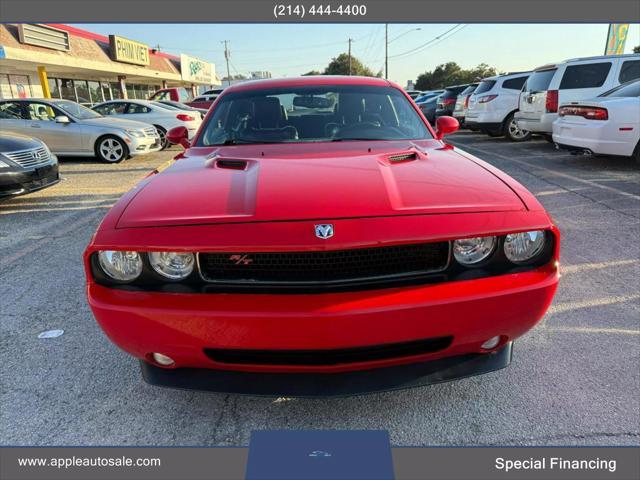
top-left (0, 97), bottom-right (203, 164)
top-left (414, 53), bottom-right (639, 161)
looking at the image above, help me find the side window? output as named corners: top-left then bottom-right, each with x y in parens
top-left (502, 76), bottom-right (528, 90)
top-left (0, 101), bottom-right (25, 119)
top-left (94, 103), bottom-right (127, 115)
top-left (619, 60), bottom-right (640, 84)
top-left (127, 103), bottom-right (151, 114)
top-left (559, 62), bottom-right (612, 89)
top-left (25, 103), bottom-right (59, 121)
top-left (178, 89), bottom-right (190, 102)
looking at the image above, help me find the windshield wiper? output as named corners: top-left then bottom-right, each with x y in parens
top-left (330, 137), bottom-right (377, 142)
top-left (220, 138), bottom-right (287, 145)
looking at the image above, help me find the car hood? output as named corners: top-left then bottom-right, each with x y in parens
top-left (82, 117), bottom-right (153, 130)
top-left (116, 140), bottom-right (525, 228)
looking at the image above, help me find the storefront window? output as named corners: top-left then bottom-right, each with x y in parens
top-left (8, 75), bottom-right (33, 98)
top-left (59, 79), bottom-right (76, 102)
top-left (88, 81), bottom-right (103, 104)
top-left (48, 78), bottom-right (61, 99)
top-left (126, 84), bottom-right (136, 100)
top-left (101, 83), bottom-right (112, 101)
top-left (74, 80), bottom-right (91, 105)
top-left (110, 83), bottom-right (123, 99)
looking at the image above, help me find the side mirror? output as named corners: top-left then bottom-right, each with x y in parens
top-left (166, 126), bottom-right (191, 149)
top-left (435, 116), bottom-right (459, 140)
top-left (55, 116), bottom-right (71, 124)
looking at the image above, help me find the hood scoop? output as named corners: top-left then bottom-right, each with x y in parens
top-left (216, 159), bottom-right (249, 170)
top-left (387, 152), bottom-right (418, 163)
top-left (206, 155), bottom-right (250, 170)
top-left (384, 146), bottom-right (427, 164)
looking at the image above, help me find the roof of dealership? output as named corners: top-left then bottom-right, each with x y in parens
top-left (0, 23), bottom-right (220, 86)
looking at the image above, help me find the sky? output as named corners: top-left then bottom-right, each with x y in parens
top-left (75, 23), bottom-right (640, 85)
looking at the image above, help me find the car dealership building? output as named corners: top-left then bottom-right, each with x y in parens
top-left (0, 23), bottom-right (220, 105)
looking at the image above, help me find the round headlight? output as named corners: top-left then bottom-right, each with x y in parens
top-left (98, 250), bottom-right (143, 281)
top-left (148, 252), bottom-right (195, 279)
top-left (453, 236), bottom-right (497, 265)
top-left (504, 231), bottom-right (546, 264)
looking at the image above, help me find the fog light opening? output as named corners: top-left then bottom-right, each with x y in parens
top-left (481, 336), bottom-right (501, 351)
top-left (151, 352), bottom-right (175, 367)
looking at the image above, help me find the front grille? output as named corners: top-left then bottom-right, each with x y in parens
top-left (143, 127), bottom-right (158, 137)
top-left (4, 146), bottom-right (51, 169)
top-left (198, 242), bottom-right (450, 287)
top-left (204, 336), bottom-right (453, 366)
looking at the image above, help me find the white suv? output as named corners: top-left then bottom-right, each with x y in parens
top-left (515, 54), bottom-right (640, 138)
top-left (465, 72), bottom-right (531, 141)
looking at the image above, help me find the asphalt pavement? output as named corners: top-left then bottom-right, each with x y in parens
top-left (1, 134), bottom-right (639, 447)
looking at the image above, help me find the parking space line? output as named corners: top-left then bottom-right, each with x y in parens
top-left (562, 259), bottom-right (638, 274)
top-left (0, 210), bottom-right (104, 269)
top-left (454, 143), bottom-right (640, 201)
top-left (546, 326), bottom-right (640, 335)
top-left (546, 293), bottom-right (640, 315)
top-left (535, 188), bottom-right (589, 196)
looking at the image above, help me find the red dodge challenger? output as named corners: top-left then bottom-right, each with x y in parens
top-left (84, 76), bottom-right (560, 396)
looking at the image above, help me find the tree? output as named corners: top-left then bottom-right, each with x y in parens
top-left (322, 53), bottom-right (378, 77)
top-left (302, 70), bottom-right (322, 76)
top-left (415, 62), bottom-right (498, 90)
top-left (634, 45), bottom-right (640, 53)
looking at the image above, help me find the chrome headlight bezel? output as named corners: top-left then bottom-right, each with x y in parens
top-left (125, 129), bottom-right (146, 139)
top-left (452, 236), bottom-right (498, 266)
top-left (148, 252), bottom-right (195, 280)
top-left (97, 250), bottom-right (143, 282)
top-left (503, 230), bottom-right (547, 265)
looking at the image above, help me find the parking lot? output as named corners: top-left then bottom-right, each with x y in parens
top-left (1, 133), bottom-right (639, 447)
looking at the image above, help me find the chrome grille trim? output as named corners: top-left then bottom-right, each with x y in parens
top-left (3, 146), bottom-right (52, 169)
top-left (143, 127), bottom-right (158, 137)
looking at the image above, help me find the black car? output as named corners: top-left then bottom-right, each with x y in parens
top-left (435, 84), bottom-right (471, 119)
top-left (0, 133), bottom-right (59, 198)
top-left (417, 95), bottom-right (440, 124)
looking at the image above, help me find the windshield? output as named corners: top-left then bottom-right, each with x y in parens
top-left (600, 80), bottom-right (640, 98)
top-left (197, 85), bottom-right (432, 146)
top-left (54, 100), bottom-right (102, 119)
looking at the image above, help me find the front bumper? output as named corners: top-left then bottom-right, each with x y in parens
top-left (87, 262), bottom-right (558, 391)
top-left (0, 162), bottom-right (60, 197)
top-left (128, 136), bottom-right (162, 156)
top-left (141, 342), bottom-right (513, 396)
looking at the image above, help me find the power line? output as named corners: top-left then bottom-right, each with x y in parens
top-left (389, 24), bottom-right (467, 59)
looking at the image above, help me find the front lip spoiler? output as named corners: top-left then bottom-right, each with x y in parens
top-left (140, 342), bottom-right (513, 397)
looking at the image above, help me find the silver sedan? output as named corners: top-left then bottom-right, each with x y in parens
top-left (0, 98), bottom-right (161, 163)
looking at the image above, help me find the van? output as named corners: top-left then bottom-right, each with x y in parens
top-left (515, 54), bottom-right (640, 137)
top-left (465, 72), bottom-right (531, 141)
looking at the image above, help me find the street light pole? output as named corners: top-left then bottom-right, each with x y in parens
top-left (222, 40), bottom-right (231, 86)
top-left (348, 38), bottom-right (353, 75)
top-left (385, 26), bottom-right (421, 81)
top-left (385, 24), bottom-right (388, 79)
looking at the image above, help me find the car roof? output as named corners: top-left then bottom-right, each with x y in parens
top-left (223, 76), bottom-right (393, 93)
top-left (482, 71), bottom-right (532, 81)
top-left (532, 53), bottom-right (640, 71)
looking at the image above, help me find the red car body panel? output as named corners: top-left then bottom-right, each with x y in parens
top-left (85, 76), bottom-right (560, 394)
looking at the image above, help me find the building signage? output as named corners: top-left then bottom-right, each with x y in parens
top-left (18, 24), bottom-right (70, 51)
top-left (180, 54), bottom-right (214, 84)
top-left (109, 35), bottom-right (150, 66)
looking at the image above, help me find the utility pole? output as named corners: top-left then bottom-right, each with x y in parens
top-left (222, 40), bottom-right (231, 86)
top-left (348, 38), bottom-right (353, 75)
top-left (385, 24), bottom-right (388, 79)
